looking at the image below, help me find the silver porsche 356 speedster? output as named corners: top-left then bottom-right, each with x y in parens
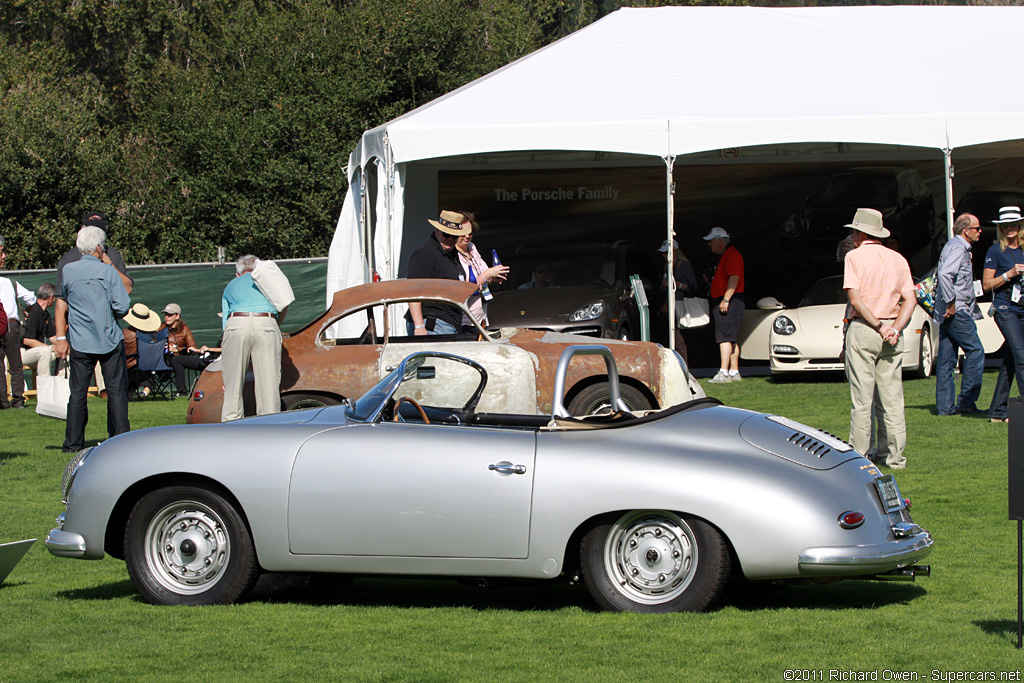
top-left (46, 345), bottom-right (932, 613)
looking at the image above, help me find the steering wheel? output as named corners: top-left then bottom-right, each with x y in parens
top-left (393, 396), bottom-right (430, 424)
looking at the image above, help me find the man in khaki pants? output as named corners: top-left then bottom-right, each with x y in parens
top-left (843, 208), bottom-right (917, 469)
top-left (220, 255), bottom-right (287, 422)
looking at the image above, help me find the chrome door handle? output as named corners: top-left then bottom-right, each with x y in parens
top-left (489, 462), bottom-right (527, 475)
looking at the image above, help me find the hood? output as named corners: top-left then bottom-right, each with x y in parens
top-left (489, 287), bottom-right (614, 326)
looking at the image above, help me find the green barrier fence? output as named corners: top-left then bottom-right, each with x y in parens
top-left (2, 258), bottom-right (328, 348)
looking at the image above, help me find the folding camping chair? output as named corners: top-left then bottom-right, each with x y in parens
top-left (132, 328), bottom-right (175, 399)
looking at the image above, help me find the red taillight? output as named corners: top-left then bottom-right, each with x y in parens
top-left (838, 511), bottom-right (865, 529)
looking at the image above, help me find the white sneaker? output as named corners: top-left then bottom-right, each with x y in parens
top-left (708, 370), bottom-right (731, 384)
top-left (728, 372), bottom-right (742, 382)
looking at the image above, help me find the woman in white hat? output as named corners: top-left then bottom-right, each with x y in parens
top-left (982, 206), bottom-right (1024, 422)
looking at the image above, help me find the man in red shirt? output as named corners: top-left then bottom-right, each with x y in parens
top-left (705, 227), bottom-right (745, 383)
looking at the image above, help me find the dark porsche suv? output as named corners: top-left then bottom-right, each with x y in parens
top-left (781, 166), bottom-right (935, 265)
top-left (486, 242), bottom-right (661, 340)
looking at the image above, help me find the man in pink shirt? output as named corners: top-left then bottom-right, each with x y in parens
top-left (843, 208), bottom-right (916, 469)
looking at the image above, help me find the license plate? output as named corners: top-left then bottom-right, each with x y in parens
top-left (874, 475), bottom-right (905, 512)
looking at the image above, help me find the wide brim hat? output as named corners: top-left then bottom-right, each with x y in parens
top-left (845, 208), bottom-right (890, 239)
top-left (994, 206), bottom-right (1024, 226)
top-left (123, 303), bottom-right (161, 332)
top-left (427, 210), bottom-right (471, 236)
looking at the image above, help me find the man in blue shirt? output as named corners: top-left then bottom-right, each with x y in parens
top-left (53, 226), bottom-right (132, 452)
top-left (934, 213), bottom-right (985, 416)
top-left (220, 255), bottom-right (286, 421)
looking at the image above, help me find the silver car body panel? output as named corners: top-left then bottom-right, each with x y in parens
top-left (48, 401), bottom-right (929, 582)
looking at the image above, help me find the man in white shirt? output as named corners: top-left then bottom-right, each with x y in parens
top-left (0, 235), bottom-right (38, 409)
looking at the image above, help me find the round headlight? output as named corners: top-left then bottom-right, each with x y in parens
top-left (569, 302), bottom-right (605, 322)
top-left (61, 447), bottom-right (94, 504)
top-left (773, 315), bottom-right (796, 335)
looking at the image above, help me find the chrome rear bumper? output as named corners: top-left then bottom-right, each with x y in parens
top-left (798, 530), bottom-right (933, 576)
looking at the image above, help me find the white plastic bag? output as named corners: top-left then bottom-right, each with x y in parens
top-left (251, 259), bottom-right (295, 312)
top-left (35, 366), bottom-right (70, 420)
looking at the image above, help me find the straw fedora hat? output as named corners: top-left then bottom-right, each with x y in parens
top-left (123, 303), bottom-right (162, 332)
top-left (845, 208), bottom-right (890, 239)
top-left (427, 210), bottom-right (471, 236)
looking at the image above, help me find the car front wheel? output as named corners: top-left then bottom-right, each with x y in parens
top-left (125, 486), bottom-right (259, 606)
top-left (916, 324), bottom-right (934, 379)
top-left (567, 382), bottom-right (652, 416)
top-left (580, 511), bottom-right (730, 613)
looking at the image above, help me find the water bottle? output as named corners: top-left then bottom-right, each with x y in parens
top-left (492, 249), bottom-right (501, 266)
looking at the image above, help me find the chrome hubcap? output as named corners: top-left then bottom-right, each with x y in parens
top-left (605, 512), bottom-right (697, 604)
top-left (145, 501), bottom-right (230, 594)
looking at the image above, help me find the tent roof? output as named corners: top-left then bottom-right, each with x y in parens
top-left (352, 5), bottom-right (1024, 171)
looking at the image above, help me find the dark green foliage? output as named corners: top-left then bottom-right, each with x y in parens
top-left (0, 0), bottom-right (601, 269)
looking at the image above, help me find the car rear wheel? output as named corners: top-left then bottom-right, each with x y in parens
top-left (125, 486), bottom-right (259, 606)
top-left (916, 324), bottom-right (934, 379)
top-left (282, 393), bottom-right (341, 411)
top-left (567, 382), bottom-right (651, 416)
top-left (580, 511), bottom-right (730, 613)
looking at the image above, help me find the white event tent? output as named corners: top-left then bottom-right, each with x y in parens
top-left (327, 5), bottom-right (1024, 333)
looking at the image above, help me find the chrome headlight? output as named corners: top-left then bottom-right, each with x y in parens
top-left (61, 447), bottom-right (94, 504)
top-left (569, 301), bottom-right (605, 322)
top-left (773, 315), bottom-right (796, 335)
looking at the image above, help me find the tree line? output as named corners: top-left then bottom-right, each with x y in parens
top-left (0, 0), bottom-right (979, 270)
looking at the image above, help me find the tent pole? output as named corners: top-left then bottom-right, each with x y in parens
top-left (944, 148), bottom-right (955, 241)
top-left (359, 167), bottom-right (370, 283)
top-left (384, 133), bottom-right (394, 281)
top-left (665, 156), bottom-right (676, 351)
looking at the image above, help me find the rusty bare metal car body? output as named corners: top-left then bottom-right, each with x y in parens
top-left (187, 280), bottom-right (703, 423)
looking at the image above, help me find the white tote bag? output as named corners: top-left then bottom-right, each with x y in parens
top-left (676, 298), bottom-right (710, 329)
top-left (251, 259), bottom-right (295, 312)
top-left (35, 366), bottom-right (71, 420)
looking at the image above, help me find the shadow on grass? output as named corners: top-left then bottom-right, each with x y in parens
top-left (243, 574), bottom-right (927, 613)
top-left (44, 440), bottom-right (103, 452)
top-left (0, 452), bottom-right (31, 463)
top-left (249, 574), bottom-right (596, 612)
top-left (53, 574), bottom-right (928, 613)
top-left (56, 580), bottom-right (137, 601)
top-left (768, 372), bottom-right (847, 385)
top-left (975, 619), bottom-right (1023, 645)
top-left (722, 579), bottom-right (926, 611)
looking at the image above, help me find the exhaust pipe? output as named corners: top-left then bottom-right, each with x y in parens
top-left (875, 565), bottom-right (930, 582)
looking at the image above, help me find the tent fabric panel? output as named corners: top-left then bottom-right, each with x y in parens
top-left (669, 115), bottom-right (949, 157)
top-left (387, 120), bottom-right (670, 163)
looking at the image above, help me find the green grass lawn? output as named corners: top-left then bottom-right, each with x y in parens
top-left (1, 375), bottom-right (1022, 681)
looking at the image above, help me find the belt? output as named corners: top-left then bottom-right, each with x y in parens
top-left (229, 312), bottom-right (277, 318)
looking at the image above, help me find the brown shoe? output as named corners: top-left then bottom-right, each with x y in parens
top-left (99, 390), bottom-right (108, 399)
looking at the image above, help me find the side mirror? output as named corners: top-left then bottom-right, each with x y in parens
top-left (757, 296), bottom-right (785, 311)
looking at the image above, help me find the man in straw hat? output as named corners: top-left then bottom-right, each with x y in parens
top-left (405, 210), bottom-right (471, 336)
top-left (843, 208), bottom-right (917, 469)
top-left (934, 213), bottom-right (985, 416)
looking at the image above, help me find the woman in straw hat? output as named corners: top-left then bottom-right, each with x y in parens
top-left (983, 206), bottom-right (1024, 423)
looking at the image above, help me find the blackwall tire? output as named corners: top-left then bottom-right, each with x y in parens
top-left (567, 382), bottom-right (652, 417)
top-left (282, 394), bottom-right (340, 411)
top-left (125, 486), bottom-right (259, 606)
top-left (580, 511), bottom-right (730, 613)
